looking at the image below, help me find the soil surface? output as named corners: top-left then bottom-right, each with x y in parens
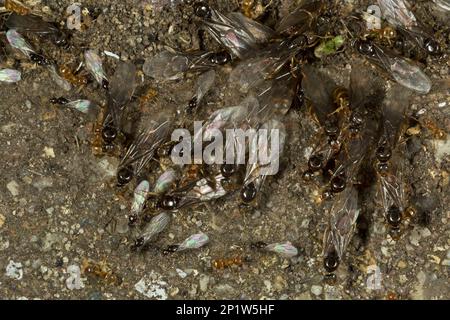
top-left (0, 0), bottom-right (449, 300)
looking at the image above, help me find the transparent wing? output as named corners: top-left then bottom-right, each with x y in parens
top-left (376, 0), bottom-right (417, 29)
top-left (47, 65), bottom-right (72, 92)
top-left (203, 9), bottom-right (274, 58)
top-left (177, 233), bottom-right (209, 251)
top-left (64, 100), bottom-right (93, 114)
top-left (264, 242), bottom-right (298, 258)
top-left (196, 105), bottom-right (250, 145)
top-left (143, 50), bottom-right (218, 81)
top-left (104, 61), bottom-right (136, 130)
top-left (229, 36), bottom-right (304, 92)
top-left (379, 171), bottom-right (405, 216)
top-left (349, 63), bottom-right (384, 111)
top-left (84, 50), bottom-right (108, 85)
top-left (194, 70), bottom-right (216, 105)
top-left (367, 44), bottom-right (431, 94)
top-left (381, 84), bottom-right (411, 144)
top-left (6, 29), bottom-right (36, 57)
top-left (131, 180), bottom-right (150, 216)
top-left (0, 68), bottom-right (21, 83)
top-left (139, 212), bottom-right (170, 245)
top-left (119, 120), bottom-right (172, 176)
top-left (250, 72), bottom-right (297, 124)
top-left (153, 167), bottom-right (181, 195)
top-left (325, 186), bottom-right (360, 259)
top-left (243, 120), bottom-right (287, 191)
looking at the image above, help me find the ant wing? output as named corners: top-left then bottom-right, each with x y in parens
top-left (143, 50), bottom-right (216, 81)
top-left (275, 0), bottom-right (326, 35)
top-left (369, 44), bottom-right (431, 94)
top-left (379, 170), bottom-right (406, 218)
top-left (328, 186), bottom-right (360, 259)
top-left (119, 119), bottom-right (172, 177)
top-left (0, 68), bottom-right (21, 83)
top-left (264, 242), bottom-right (299, 258)
top-left (376, 0), bottom-right (417, 30)
top-left (243, 120), bottom-right (286, 191)
top-left (138, 212), bottom-right (170, 245)
top-left (177, 233), bottom-right (210, 251)
top-left (193, 70), bottom-right (216, 106)
top-left (302, 65), bottom-right (338, 126)
top-left (85, 50), bottom-right (108, 86)
top-left (203, 8), bottom-right (273, 59)
top-left (6, 13), bottom-right (61, 35)
top-left (130, 180), bottom-right (150, 217)
top-left (381, 84), bottom-right (412, 145)
top-left (349, 63), bottom-right (385, 111)
top-left (47, 65), bottom-right (72, 91)
top-left (105, 61), bottom-right (136, 130)
top-left (6, 29), bottom-right (36, 57)
top-left (229, 37), bottom-right (303, 93)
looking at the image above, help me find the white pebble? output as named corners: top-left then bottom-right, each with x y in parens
top-left (43, 147), bottom-right (55, 158)
top-left (176, 268), bottom-right (188, 279)
top-left (6, 260), bottom-right (23, 280)
top-left (311, 285), bottom-right (323, 296)
top-left (6, 180), bottom-right (20, 196)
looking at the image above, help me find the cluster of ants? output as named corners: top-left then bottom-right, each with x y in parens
top-left (1, 0), bottom-right (448, 282)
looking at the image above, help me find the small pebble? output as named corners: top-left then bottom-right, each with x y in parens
top-left (311, 285), bottom-right (323, 296)
top-left (176, 268), bottom-right (188, 279)
top-left (199, 275), bottom-right (210, 292)
top-left (43, 146), bottom-right (55, 158)
top-left (0, 214), bottom-right (5, 228)
top-left (7, 180), bottom-right (20, 196)
top-left (6, 260), bottom-right (23, 280)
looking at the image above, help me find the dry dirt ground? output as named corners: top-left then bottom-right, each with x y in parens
top-left (0, 0), bottom-right (449, 300)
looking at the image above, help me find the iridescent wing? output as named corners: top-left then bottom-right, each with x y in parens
top-left (264, 242), bottom-right (299, 258)
top-left (0, 68), bottom-right (21, 83)
top-left (64, 100), bottom-right (93, 114)
top-left (6, 29), bottom-right (36, 57)
top-left (202, 8), bottom-right (273, 58)
top-left (130, 180), bottom-right (150, 218)
top-left (177, 233), bottom-right (210, 251)
top-left (176, 174), bottom-right (228, 209)
top-left (84, 50), bottom-right (108, 86)
top-left (153, 167), bottom-right (181, 196)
